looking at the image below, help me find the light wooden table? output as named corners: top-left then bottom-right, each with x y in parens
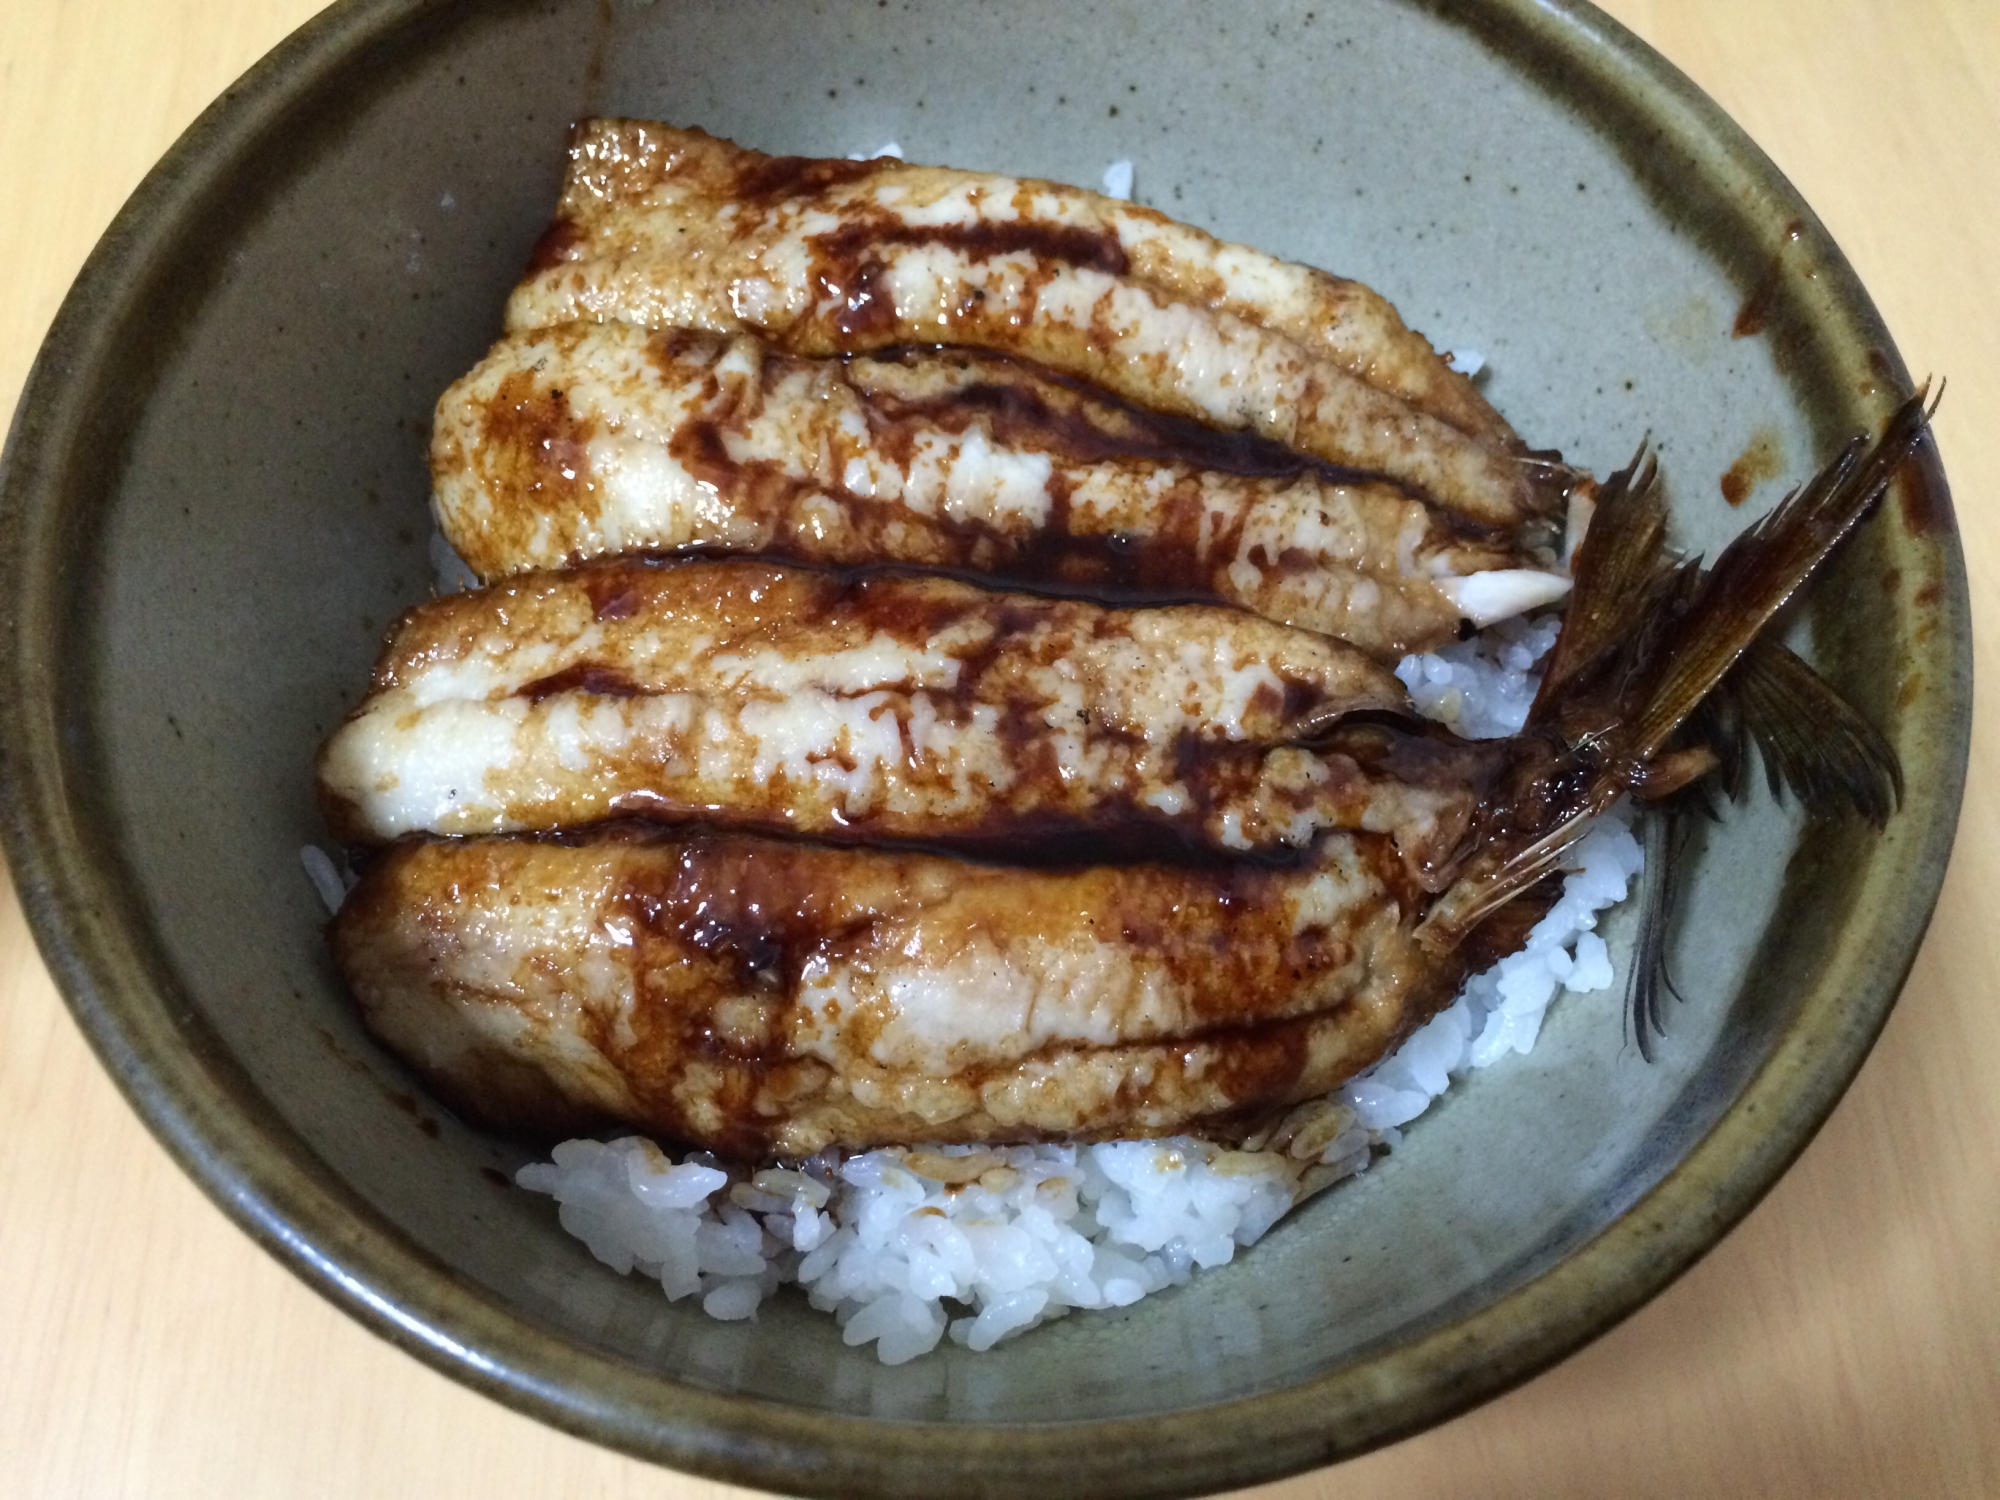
top-left (2, 2), bottom-right (1994, 1495)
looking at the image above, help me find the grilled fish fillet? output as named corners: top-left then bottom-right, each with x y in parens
top-left (333, 827), bottom-right (1483, 1156)
top-left (506, 121), bottom-right (1562, 528)
top-left (433, 323), bottom-right (1570, 658)
top-left (317, 558), bottom-right (1492, 874)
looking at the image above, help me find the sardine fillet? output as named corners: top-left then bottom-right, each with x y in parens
top-left (317, 559), bottom-right (1489, 874)
top-left (434, 324), bottom-right (1566, 658)
top-left (334, 830), bottom-right (1472, 1156)
top-left (505, 122), bottom-right (1556, 527)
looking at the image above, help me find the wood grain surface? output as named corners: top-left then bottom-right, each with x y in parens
top-left (1, 2), bottom-right (1994, 1495)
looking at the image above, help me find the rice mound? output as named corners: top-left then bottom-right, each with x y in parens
top-left (511, 617), bottom-right (1646, 1363)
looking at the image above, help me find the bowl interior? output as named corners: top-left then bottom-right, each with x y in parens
top-left (4, 0), bottom-right (1967, 1492)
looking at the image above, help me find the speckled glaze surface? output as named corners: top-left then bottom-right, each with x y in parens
top-left (0, 1), bottom-right (1969, 1495)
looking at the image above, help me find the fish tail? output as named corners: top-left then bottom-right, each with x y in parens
top-left (1417, 387), bottom-right (1936, 953)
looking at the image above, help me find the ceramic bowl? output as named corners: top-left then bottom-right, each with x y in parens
top-left (0, 1), bottom-right (1969, 1495)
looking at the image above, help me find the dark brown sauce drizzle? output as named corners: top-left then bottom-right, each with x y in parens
top-left (1898, 448), bottom-right (1952, 536)
top-left (1178, 1017), bottom-right (1315, 1119)
top-left (603, 829), bottom-right (1398, 1055)
top-left (597, 798), bottom-right (1287, 872)
top-left (809, 219), bottom-right (1129, 342)
top-left (814, 219), bottom-right (1130, 278)
top-left (633, 340), bottom-right (1476, 615)
top-left (481, 370), bottom-right (596, 512)
top-left (481, 555), bottom-right (1442, 873)
top-left (582, 751), bottom-right (1367, 873)
top-left (538, 811), bottom-right (1300, 875)
top-left (385, 1088), bottom-right (441, 1138)
top-left (520, 663), bottom-right (644, 702)
top-left (582, 568), bottom-right (645, 620)
top-left (862, 346), bottom-right (1372, 484)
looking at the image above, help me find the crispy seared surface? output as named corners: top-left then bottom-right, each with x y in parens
top-left (334, 828), bottom-right (1468, 1157)
top-left (504, 121), bottom-right (1556, 527)
top-left (433, 324), bottom-right (1559, 658)
top-left (317, 558), bottom-right (1494, 874)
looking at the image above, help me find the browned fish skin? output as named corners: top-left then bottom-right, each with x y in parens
top-left (434, 323), bottom-right (1545, 659)
top-left (505, 121), bottom-right (1556, 527)
top-left (334, 828), bottom-right (1468, 1157)
top-left (316, 558), bottom-right (1491, 874)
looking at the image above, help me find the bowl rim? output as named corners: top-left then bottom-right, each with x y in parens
top-left (0, 0), bottom-right (1972, 1494)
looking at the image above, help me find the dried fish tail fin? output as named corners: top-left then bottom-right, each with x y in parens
top-left (1410, 439), bottom-right (1688, 946)
top-left (1627, 804), bottom-right (1694, 1062)
top-left (1418, 388), bottom-right (1935, 955)
top-left (1526, 439), bottom-right (1675, 717)
top-left (1690, 634), bottom-right (1904, 826)
top-left (1625, 387), bottom-right (1937, 763)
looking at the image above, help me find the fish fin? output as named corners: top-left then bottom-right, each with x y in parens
top-left (1516, 448), bottom-right (1591, 522)
top-left (1626, 807), bottom-right (1688, 1061)
top-left (1456, 873), bottom-right (1563, 975)
top-left (1528, 440), bottom-right (1672, 717)
top-left (1630, 388), bottom-right (1934, 760)
top-left (1422, 389), bottom-right (1932, 955)
top-left (1632, 744), bottom-right (1720, 801)
top-left (1702, 637), bottom-right (1902, 824)
top-left (1417, 801), bottom-right (1607, 948)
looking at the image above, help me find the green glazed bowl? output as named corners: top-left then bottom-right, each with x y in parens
top-left (0, 1), bottom-right (1969, 1495)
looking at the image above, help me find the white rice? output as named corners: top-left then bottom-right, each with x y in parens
top-left (1395, 611), bottom-right (1561, 739)
top-left (516, 615), bottom-right (1645, 1362)
top-left (300, 844), bottom-right (360, 916)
